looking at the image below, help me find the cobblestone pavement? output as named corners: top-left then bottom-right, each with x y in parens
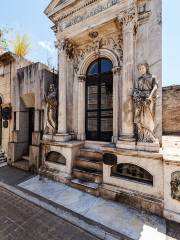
top-left (0, 186), bottom-right (98, 240)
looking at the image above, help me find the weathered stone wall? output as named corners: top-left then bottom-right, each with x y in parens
top-left (0, 52), bottom-right (30, 154)
top-left (163, 85), bottom-right (180, 135)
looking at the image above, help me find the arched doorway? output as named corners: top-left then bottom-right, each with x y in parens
top-left (85, 58), bottom-right (113, 142)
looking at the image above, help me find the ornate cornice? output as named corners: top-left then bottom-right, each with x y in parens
top-left (51, 0), bottom-right (98, 23)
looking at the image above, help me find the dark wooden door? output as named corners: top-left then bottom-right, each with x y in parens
top-left (85, 58), bottom-right (113, 142)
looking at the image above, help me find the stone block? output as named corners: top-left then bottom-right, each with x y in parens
top-left (29, 145), bottom-right (40, 171)
top-left (8, 142), bottom-right (28, 163)
top-left (32, 132), bottom-right (41, 146)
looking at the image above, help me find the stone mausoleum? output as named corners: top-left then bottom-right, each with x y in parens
top-left (0, 0), bottom-right (180, 224)
top-left (42, 0), bottom-right (164, 213)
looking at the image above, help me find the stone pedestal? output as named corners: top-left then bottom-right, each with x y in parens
top-left (117, 139), bottom-right (160, 153)
top-left (39, 140), bottom-right (84, 183)
top-left (43, 133), bottom-right (72, 143)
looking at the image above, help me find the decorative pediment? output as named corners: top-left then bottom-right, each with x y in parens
top-left (44, 0), bottom-right (75, 20)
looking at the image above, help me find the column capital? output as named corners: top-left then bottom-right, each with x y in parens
top-left (117, 7), bottom-right (138, 30)
top-left (55, 38), bottom-right (74, 59)
top-left (112, 66), bottom-right (121, 75)
top-left (78, 75), bottom-right (86, 82)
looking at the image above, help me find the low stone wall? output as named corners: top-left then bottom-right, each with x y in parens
top-left (163, 85), bottom-right (180, 135)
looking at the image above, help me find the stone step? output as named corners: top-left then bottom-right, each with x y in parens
top-left (39, 168), bottom-right (59, 182)
top-left (0, 159), bottom-right (7, 164)
top-left (0, 157), bottom-right (7, 162)
top-left (75, 157), bottom-right (103, 171)
top-left (73, 168), bottom-right (103, 184)
top-left (80, 148), bottom-right (103, 160)
top-left (12, 160), bottom-right (30, 171)
top-left (22, 155), bottom-right (30, 161)
top-left (70, 178), bottom-right (100, 197)
top-left (39, 166), bottom-right (69, 184)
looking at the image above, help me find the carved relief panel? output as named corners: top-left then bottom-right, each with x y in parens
top-left (171, 171), bottom-right (180, 201)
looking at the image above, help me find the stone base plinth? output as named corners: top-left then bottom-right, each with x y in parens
top-left (116, 139), bottom-right (160, 153)
top-left (116, 140), bottom-right (136, 150)
top-left (43, 133), bottom-right (71, 143)
top-left (100, 183), bottom-right (164, 216)
top-left (163, 150), bottom-right (180, 223)
top-left (40, 140), bottom-right (84, 184)
top-left (101, 145), bottom-right (164, 216)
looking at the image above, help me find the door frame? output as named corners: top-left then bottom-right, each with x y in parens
top-left (85, 58), bottom-right (113, 142)
top-left (77, 49), bottom-right (121, 143)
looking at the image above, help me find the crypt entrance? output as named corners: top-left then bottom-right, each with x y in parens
top-left (86, 58), bottom-right (113, 142)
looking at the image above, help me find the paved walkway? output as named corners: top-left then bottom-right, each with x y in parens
top-left (0, 186), bottom-right (98, 240)
top-left (19, 176), bottom-right (167, 240)
top-left (0, 165), bottom-right (32, 186)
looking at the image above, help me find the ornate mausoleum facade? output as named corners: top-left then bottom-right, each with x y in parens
top-left (40, 0), bottom-right (166, 216)
top-left (1, 0), bottom-right (179, 223)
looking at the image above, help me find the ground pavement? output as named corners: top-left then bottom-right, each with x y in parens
top-left (0, 186), bottom-right (98, 240)
top-left (0, 144), bottom-right (180, 240)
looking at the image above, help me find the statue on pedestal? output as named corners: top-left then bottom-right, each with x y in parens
top-left (133, 63), bottom-right (158, 143)
top-left (44, 83), bottom-right (57, 134)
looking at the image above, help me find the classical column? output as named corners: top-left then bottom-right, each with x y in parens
top-left (112, 67), bottom-right (121, 143)
top-left (118, 8), bottom-right (137, 142)
top-left (58, 41), bottom-right (67, 134)
top-left (77, 75), bottom-right (86, 141)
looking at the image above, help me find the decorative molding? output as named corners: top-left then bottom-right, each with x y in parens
top-left (89, 31), bottom-right (99, 39)
top-left (78, 75), bottom-right (86, 82)
top-left (112, 66), bottom-right (121, 75)
top-left (74, 35), bottom-right (123, 66)
top-left (59, 0), bottom-right (121, 32)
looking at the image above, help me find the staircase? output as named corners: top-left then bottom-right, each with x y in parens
top-left (71, 148), bottom-right (103, 196)
top-left (0, 150), bottom-right (7, 164)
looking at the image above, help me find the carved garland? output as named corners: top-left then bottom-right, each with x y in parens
top-left (73, 35), bottom-right (123, 69)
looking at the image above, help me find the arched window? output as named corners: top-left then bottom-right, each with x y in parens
top-left (87, 58), bottom-right (113, 76)
top-left (111, 163), bottom-right (153, 185)
top-left (46, 151), bottom-right (66, 165)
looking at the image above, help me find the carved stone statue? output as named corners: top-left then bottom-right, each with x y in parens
top-left (133, 63), bottom-right (158, 143)
top-left (171, 172), bottom-right (180, 201)
top-left (44, 83), bottom-right (58, 134)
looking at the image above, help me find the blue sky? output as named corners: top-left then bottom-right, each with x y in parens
top-left (0, 0), bottom-right (179, 86)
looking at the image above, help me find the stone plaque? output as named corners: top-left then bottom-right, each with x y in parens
top-left (3, 120), bottom-right (8, 128)
top-left (171, 171), bottom-right (180, 201)
top-left (103, 153), bottom-right (117, 166)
